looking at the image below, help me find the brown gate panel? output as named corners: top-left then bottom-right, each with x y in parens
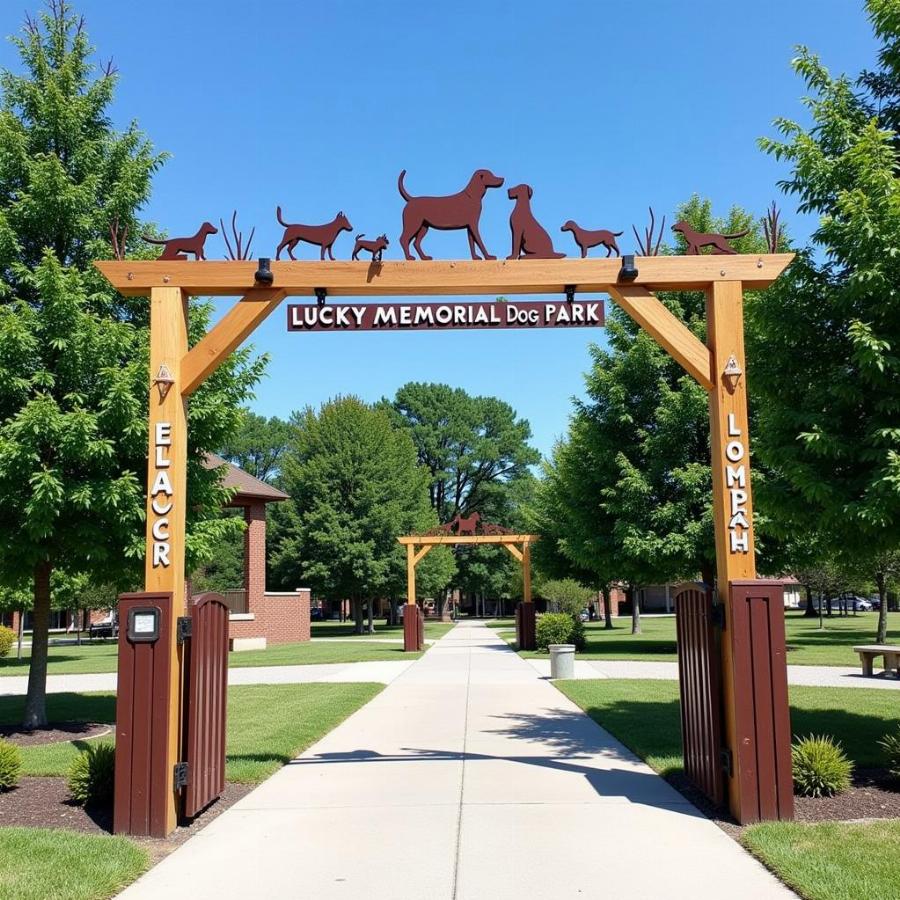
top-left (674, 586), bottom-right (724, 807)
top-left (728, 580), bottom-right (794, 823)
top-left (403, 606), bottom-right (425, 651)
top-left (113, 592), bottom-right (174, 838)
top-left (182, 592), bottom-right (229, 819)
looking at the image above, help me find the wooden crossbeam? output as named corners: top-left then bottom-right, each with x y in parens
top-left (181, 288), bottom-right (286, 396)
top-left (95, 255), bottom-right (794, 298)
top-left (398, 534), bottom-right (539, 546)
top-left (607, 284), bottom-right (714, 391)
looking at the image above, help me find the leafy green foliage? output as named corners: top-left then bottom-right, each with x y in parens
top-left (538, 578), bottom-right (593, 618)
top-left (754, 19), bottom-right (900, 642)
top-left (791, 735), bottom-right (854, 797)
top-left (0, 625), bottom-right (14, 657)
top-left (0, 5), bottom-right (264, 727)
top-left (878, 725), bottom-right (900, 779)
top-left (0, 737), bottom-right (22, 790)
top-left (218, 411), bottom-right (293, 484)
top-left (67, 741), bottom-right (115, 806)
top-left (535, 612), bottom-right (585, 651)
top-left (270, 397), bottom-right (443, 631)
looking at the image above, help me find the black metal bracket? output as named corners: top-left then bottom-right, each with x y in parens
top-left (618, 254), bottom-right (638, 282)
top-left (173, 761), bottom-right (189, 790)
top-left (254, 257), bottom-right (274, 285)
top-left (710, 603), bottom-right (726, 631)
top-left (177, 616), bottom-right (192, 644)
top-left (564, 284), bottom-right (576, 304)
top-left (314, 287), bottom-right (327, 307)
top-left (720, 747), bottom-right (733, 779)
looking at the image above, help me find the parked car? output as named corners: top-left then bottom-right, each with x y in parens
top-left (579, 610), bottom-right (590, 622)
top-left (88, 616), bottom-right (117, 640)
top-left (310, 607), bottom-right (324, 621)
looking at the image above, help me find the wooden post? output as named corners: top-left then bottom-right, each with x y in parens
top-left (404, 542), bottom-right (418, 651)
top-left (522, 541), bottom-right (532, 603)
top-left (143, 286), bottom-right (189, 835)
top-left (706, 280), bottom-right (757, 820)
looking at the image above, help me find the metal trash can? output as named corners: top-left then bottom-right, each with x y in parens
top-left (549, 643), bottom-right (576, 679)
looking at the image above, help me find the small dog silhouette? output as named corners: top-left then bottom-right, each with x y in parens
top-left (276, 208), bottom-right (352, 261)
top-left (143, 222), bottom-right (218, 260)
top-left (398, 169), bottom-right (504, 261)
top-left (352, 233), bottom-right (389, 261)
top-left (671, 220), bottom-right (748, 255)
top-left (507, 184), bottom-right (565, 259)
top-left (560, 221), bottom-right (623, 258)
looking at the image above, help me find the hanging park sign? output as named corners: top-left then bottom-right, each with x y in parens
top-left (287, 299), bottom-right (604, 331)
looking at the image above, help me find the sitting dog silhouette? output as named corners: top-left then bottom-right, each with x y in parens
top-left (275, 208), bottom-right (352, 260)
top-left (560, 221), bottom-right (623, 258)
top-left (507, 184), bottom-right (565, 259)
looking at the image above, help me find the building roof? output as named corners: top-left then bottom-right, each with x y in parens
top-left (203, 453), bottom-right (289, 504)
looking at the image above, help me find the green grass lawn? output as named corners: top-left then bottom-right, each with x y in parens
top-left (742, 820), bottom-right (900, 900)
top-left (495, 611), bottom-right (897, 667)
top-left (0, 634), bottom-right (425, 677)
top-left (0, 827), bottom-right (148, 900)
top-left (0, 682), bottom-right (382, 783)
top-left (310, 620), bottom-right (454, 640)
top-left (556, 679), bottom-right (900, 776)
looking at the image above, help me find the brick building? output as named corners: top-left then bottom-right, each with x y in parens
top-left (203, 454), bottom-right (310, 649)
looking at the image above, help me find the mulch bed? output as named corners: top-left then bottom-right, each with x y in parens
top-left (666, 767), bottom-right (900, 839)
top-left (0, 722), bottom-right (112, 746)
top-left (0, 777), bottom-right (254, 862)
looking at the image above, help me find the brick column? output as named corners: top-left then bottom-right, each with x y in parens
top-left (244, 502), bottom-right (267, 626)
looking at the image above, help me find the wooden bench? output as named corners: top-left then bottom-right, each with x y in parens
top-left (853, 644), bottom-right (900, 677)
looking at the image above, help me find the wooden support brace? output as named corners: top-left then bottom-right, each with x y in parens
top-left (413, 544), bottom-right (433, 566)
top-left (181, 288), bottom-right (287, 396)
top-left (607, 284), bottom-right (713, 391)
top-left (503, 542), bottom-right (524, 562)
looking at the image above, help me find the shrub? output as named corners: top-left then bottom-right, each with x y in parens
top-left (0, 625), bottom-right (14, 658)
top-left (538, 579), bottom-right (594, 618)
top-left (68, 742), bottom-right (115, 806)
top-left (0, 739), bottom-right (22, 790)
top-left (536, 613), bottom-right (586, 652)
top-left (878, 726), bottom-right (900, 780)
top-left (791, 735), bottom-right (853, 797)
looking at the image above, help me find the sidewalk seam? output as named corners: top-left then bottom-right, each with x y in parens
top-left (450, 633), bottom-right (472, 900)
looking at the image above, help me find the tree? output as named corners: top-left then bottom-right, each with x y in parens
top-left (385, 382), bottom-right (540, 522)
top-left (0, 4), bottom-right (264, 727)
top-left (219, 411), bottom-right (292, 484)
top-left (538, 578), bottom-right (594, 619)
top-left (270, 397), bottom-right (437, 634)
top-left (754, 17), bottom-right (900, 643)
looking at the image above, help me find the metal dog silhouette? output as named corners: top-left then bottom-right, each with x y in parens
top-left (352, 233), bottom-right (389, 261)
top-left (507, 184), bottom-right (565, 259)
top-left (143, 221), bottom-right (218, 260)
top-left (561, 221), bottom-right (623, 258)
top-left (449, 512), bottom-right (481, 535)
top-left (672, 220), bottom-right (748, 255)
top-left (398, 169), bottom-right (504, 261)
top-left (275, 207), bottom-right (352, 261)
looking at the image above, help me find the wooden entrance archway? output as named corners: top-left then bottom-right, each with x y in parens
top-left (96, 252), bottom-right (794, 835)
top-left (398, 530), bottom-right (538, 651)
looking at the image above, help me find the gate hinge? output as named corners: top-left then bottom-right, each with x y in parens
top-left (721, 748), bottom-right (733, 779)
top-left (174, 761), bottom-right (189, 790)
top-left (177, 616), bottom-right (192, 644)
top-left (710, 603), bottom-right (726, 630)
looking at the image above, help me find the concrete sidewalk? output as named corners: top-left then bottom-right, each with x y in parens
top-left (118, 621), bottom-right (792, 900)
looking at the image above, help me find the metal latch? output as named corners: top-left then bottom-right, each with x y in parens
top-left (173, 761), bottom-right (189, 790)
top-left (721, 748), bottom-right (733, 778)
top-left (177, 616), bottom-right (192, 644)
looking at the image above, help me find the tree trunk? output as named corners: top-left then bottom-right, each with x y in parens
top-left (352, 598), bottom-right (364, 635)
top-left (630, 586), bottom-right (641, 635)
top-left (602, 585), bottom-right (614, 630)
top-left (16, 609), bottom-right (24, 660)
top-left (818, 593), bottom-right (825, 631)
top-left (366, 599), bottom-right (374, 635)
top-left (876, 571), bottom-right (888, 645)
top-left (803, 585), bottom-right (817, 617)
top-left (23, 560), bottom-right (52, 729)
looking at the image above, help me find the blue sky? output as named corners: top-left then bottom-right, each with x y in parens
top-left (0, 1), bottom-right (879, 456)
